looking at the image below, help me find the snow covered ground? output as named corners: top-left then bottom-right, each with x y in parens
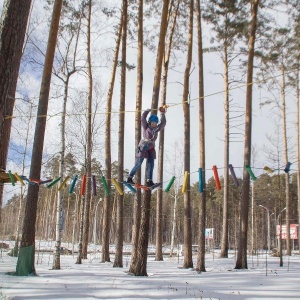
top-left (1, 243), bottom-right (300, 299)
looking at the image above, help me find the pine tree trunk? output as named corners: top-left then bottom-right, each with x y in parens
top-left (16, 0), bottom-right (63, 276)
top-left (235, 0), bottom-right (259, 270)
top-left (156, 132), bottom-right (164, 261)
top-left (131, 0), bottom-right (170, 276)
top-left (196, 0), bottom-right (206, 272)
top-left (76, 195), bottom-right (85, 264)
top-left (182, 0), bottom-right (193, 269)
top-left (150, 0), bottom-right (170, 110)
top-left (101, 10), bottom-right (123, 264)
top-left (131, 191), bottom-right (151, 275)
top-left (129, 0), bottom-right (143, 272)
top-left (82, 0), bottom-right (93, 260)
top-left (113, 0), bottom-right (127, 268)
top-left (280, 64), bottom-right (291, 256)
top-left (0, 0), bottom-right (32, 221)
top-left (155, 0), bottom-right (179, 262)
top-left (220, 54), bottom-right (229, 258)
top-left (296, 63), bottom-right (300, 255)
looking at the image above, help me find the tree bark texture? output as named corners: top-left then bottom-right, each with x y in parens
top-left (220, 54), bottom-right (229, 258)
top-left (129, 0), bottom-right (143, 272)
top-left (0, 0), bottom-right (32, 220)
top-left (150, 0), bottom-right (169, 109)
top-left (52, 77), bottom-right (69, 270)
top-left (155, 0), bottom-right (179, 262)
top-left (102, 14), bottom-right (123, 263)
top-left (296, 64), bottom-right (300, 255)
top-left (280, 64), bottom-right (291, 255)
top-left (131, 190), bottom-right (151, 276)
top-left (16, 0), bottom-right (63, 276)
top-left (132, 0), bottom-right (170, 276)
top-left (76, 195), bottom-right (85, 264)
top-left (182, 0), bottom-right (193, 269)
top-left (196, 0), bottom-right (206, 273)
top-left (113, 0), bottom-right (127, 268)
top-left (82, 0), bottom-right (93, 260)
top-left (235, 0), bottom-right (259, 270)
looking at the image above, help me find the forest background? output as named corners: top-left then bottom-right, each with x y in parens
top-left (0, 0), bottom-right (300, 276)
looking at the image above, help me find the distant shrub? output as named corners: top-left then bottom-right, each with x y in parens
top-left (0, 242), bottom-right (9, 249)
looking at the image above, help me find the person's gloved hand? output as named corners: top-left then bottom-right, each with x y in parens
top-left (159, 105), bottom-right (168, 113)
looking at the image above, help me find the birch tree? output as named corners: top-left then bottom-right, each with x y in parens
top-left (167, 140), bottom-right (184, 257)
top-left (52, 0), bottom-right (82, 270)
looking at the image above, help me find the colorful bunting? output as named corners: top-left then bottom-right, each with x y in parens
top-left (182, 171), bottom-right (189, 193)
top-left (111, 178), bottom-right (123, 195)
top-left (4, 158), bottom-right (297, 196)
top-left (80, 174), bottom-right (87, 196)
top-left (101, 176), bottom-right (110, 196)
top-left (212, 165), bottom-right (221, 190)
top-left (8, 170), bottom-right (15, 186)
top-left (123, 181), bottom-right (137, 193)
top-left (263, 166), bottom-right (274, 174)
top-left (14, 173), bottom-right (25, 186)
top-left (58, 176), bottom-right (70, 191)
top-left (229, 164), bottom-right (239, 186)
top-left (69, 175), bottom-right (78, 194)
top-left (47, 177), bottom-right (61, 188)
top-left (198, 168), bottom-right (204, 192)
top-left (165, 176), bottom-right (176, 192)
top-left (245, 165), bottom-right (257, 181)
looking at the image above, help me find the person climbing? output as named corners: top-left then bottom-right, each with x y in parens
top-left (127, 108), bottom-right (166, 187)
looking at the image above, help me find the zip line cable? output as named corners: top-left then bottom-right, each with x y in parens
top-left (4, 69), bottom-right (297, 120)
